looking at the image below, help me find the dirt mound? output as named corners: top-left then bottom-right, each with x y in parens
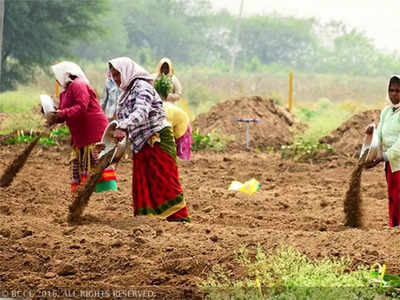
top-left (319, 109), bottom-right (381, 158)
top-left (193, 96), bottom-right (299, 150)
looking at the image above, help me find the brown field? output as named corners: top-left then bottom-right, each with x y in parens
top-left (0, 141), bottom-right (399, 299)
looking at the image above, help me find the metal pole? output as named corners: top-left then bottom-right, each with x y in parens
top-left (229, 0), bottom-right (244, 96)
top-left (246, 122), bottom-right (249, 149)
top-left (236, 118), bottom-right (259, 150)
top-left (0, 0), bottom-right (5, 86)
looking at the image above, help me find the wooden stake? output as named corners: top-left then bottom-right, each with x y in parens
top-left (288, 72), bottom-right (293, 112)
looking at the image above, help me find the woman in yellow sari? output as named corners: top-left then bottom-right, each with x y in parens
top-left (155, 57), bottom-right (182, 102)
top-left (155, 58), bottom-right (193, 160)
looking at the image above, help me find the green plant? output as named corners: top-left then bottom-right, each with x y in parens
top-left (265, 146), bottom-right (275, 153)
top-left (7, 132), bottom-right (36, 144)
top-left (154, 74), bottom-right (173, 99)
top-left (49, 126), bottom-right (70, 139)
top-left (201, 246), bottom-right (389, 299)
top-left (192, 129), bottom-right (234, 152)
top-left (5, 126), bottom-right (69, 147)
top-left (280, 139), bottom-right (333, 161)
top-left (296, 107), bottom-right (316, 121)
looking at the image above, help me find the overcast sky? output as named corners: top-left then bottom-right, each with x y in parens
top-left (210, 0), bottom-right (400, 51)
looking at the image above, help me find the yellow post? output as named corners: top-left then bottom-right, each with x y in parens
top-left (55, 80), bottom-right (60, 99)
top-left (288, 71), bottom-right (293, 112)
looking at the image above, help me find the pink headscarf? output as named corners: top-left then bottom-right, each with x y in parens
top-left (108, 57), bottom-right (153, 91)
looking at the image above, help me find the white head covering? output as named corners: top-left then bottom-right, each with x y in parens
top-left (387, 75), bottom-right (400, 108)
top-left (108, 57), bottom-right (153, 91)
top-left (51, 61), bottom-right (89, 89)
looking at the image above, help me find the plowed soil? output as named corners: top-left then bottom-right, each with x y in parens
top-left (0, 143), bottom-right (398, 299)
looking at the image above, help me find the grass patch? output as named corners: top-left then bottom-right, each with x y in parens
top-left (294, 98), bottom-right (354, 144)
top-left (280, 99), bottom-right (374, 161)
top-left (0, 111), bottom-right (44, 135)
top-left (294, 98), bottom-right (374, 143)
top-left (201, 246), bottom-right (396, 299)
top-left (0, 88), bottom-right (47, 134)
top-left (0, 88), bottom-right (43, 113)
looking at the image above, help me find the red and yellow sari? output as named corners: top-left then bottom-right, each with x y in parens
top-left (132, 127), bottom-right (190, 222)
top-left (70, 145), bottom-right (117, 194)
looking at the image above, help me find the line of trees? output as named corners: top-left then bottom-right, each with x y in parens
top-left (1, 0), bottom-right (400, 92)
top-left (75, 0), bottom-right (400, 76)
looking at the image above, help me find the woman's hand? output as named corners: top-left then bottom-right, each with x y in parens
top-left (46, 111), bottom-right (59, 127)
top-left (95, 143), bottom-right (106, 153)
top-left (365, 153), bottom-right (384, 169)
top-left (113, 129), bottom-right (126, 142)
top-left (365, 159), bottom-right (382, 169)
top-left (166, 93), bottom-right (180, 102)
top-left (51, 96), bottom-right (60, 110)
top-left (365, 124), bottom-right (374, 135)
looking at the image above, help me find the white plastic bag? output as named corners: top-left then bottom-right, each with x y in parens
top-left (360, 123), bottom-right (380, 161)
top-left (40, 94), bottom-right (56, 115)
top-left (98, 120), bottom-right (127, 163)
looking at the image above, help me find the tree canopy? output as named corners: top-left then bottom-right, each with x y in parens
top-left (72, 0), bottom-right (400, 77)
top-left (1, 0), bottom-right (107, 91)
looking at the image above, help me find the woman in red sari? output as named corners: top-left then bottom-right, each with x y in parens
top-left (108, 57), bottom-right (190, 222)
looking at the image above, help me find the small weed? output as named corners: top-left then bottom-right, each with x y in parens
top-left (200, 246), bottom-right (390, 299)
top-left (265, 146), bottom-right (275, 153)
top-left (5, 126), bottom-right (69, 147)
top-left (280, 139), bottom-right (333, 161)
top-left (192, 129), bottom-right (234, 152)
top-left (49, 126), bottom-right (70, 139)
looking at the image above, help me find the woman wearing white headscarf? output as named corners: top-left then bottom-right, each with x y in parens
top-left (367, 75), bottom-right (400, 227)
top-left (47, 61), bottom-right (117, 194)
top-left (108, 57), bottom-right (190, 222)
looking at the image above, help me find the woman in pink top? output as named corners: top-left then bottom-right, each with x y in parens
top-left (46, 61), bottom-right (116, 193)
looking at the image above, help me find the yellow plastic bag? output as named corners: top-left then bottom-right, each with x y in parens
top-left (229, 178), bottom-right (260, 194)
